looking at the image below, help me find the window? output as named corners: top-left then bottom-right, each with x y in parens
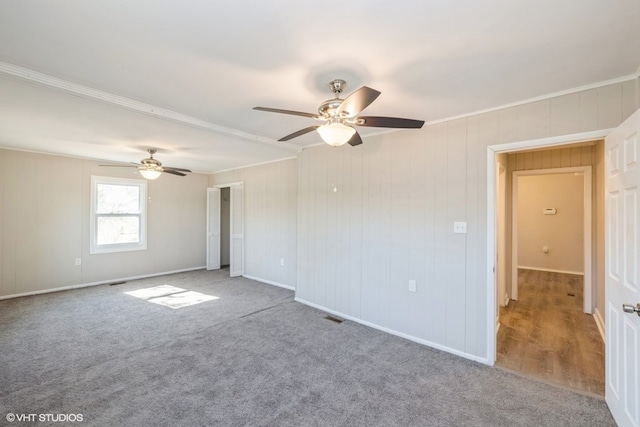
top-left (90, 176), bottom-right (147, 254)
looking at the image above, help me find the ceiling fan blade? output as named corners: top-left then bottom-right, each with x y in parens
top-left (278, 125), bottom-right (320, 141)
top-left (253, 107), bottom-right (319, 119)
top-left (347, 131), bottom-right (363, 147)
top-left (164, 166), bottom-right (192, 173)
top-left (336, 86), bottom-right (381, 117)
top-left (356, 116), bottom-right (425, 129)
top-left (99, 164), bottom-right (137, 168)
top-left (162, 169), bottom-right (187, 177)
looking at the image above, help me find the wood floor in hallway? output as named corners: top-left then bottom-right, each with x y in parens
top-left (496, 269), bottom-right (605, 396)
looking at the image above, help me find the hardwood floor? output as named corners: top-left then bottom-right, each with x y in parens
top-left (496, 269), bottom-right (605, 396)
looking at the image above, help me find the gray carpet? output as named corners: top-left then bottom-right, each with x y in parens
top-left (0, 270), bottom-right (615, 426)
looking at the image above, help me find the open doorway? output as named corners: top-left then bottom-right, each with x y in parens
top-left (207, 183), bottom-right (244, 276)
top-left (493, 143), bottom-right (605, 396)
top-left (220, 187), bottom-right (230, 268)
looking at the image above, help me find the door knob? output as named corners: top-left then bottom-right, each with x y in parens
top-left (623, 303), bottom-right (640, 317)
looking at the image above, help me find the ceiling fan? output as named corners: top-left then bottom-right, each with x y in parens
top-left (254, 79), bottom-right (424, 147)
top-left (100, 149), bottom-right (192, 180)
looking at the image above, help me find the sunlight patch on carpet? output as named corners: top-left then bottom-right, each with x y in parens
top-left (125, 285), bottom-right (218, 309)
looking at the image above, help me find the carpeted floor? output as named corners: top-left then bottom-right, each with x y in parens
top-left (0, 270), bottom-right (615, 426)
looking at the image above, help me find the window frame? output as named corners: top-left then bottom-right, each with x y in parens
top-left (90, 175), bottom-right (148, 254)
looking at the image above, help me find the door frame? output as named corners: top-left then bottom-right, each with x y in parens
top-left (511, 166), bottom-right (593, 313)
top-left (207, 182), bottom-right (244, 275)
top-left (486, 128), bottom-right (613, 364)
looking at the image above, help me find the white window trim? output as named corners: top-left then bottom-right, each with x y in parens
top-left (90, 175), bottom-right (148, 254)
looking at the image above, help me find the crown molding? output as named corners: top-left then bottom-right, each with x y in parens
top-left (427, 72), bottom-right (640, 126)
top-left (0, 61), bottom-right (299, 151)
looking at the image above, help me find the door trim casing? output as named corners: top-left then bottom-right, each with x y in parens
top-left (486, 128), bottom-right (613, 364)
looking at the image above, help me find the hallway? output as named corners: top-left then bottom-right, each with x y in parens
top-left (496, 269), bottom-right (605, 396)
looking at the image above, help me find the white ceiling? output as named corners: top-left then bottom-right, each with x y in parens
top-left (1, 0), bottom-right (639, 173)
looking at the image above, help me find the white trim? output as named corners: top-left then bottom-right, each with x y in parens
top-left (212, 156), bottom-right (298, 175)
top-left (90, 175), bottom-right (148, 254)
top-left (0, 61), bottom-right (300, 151)
top-left (0, 266), bottom-right (206, 300)
top-left (214, 182), bottom-right (244, 189)
top-left (517, 266), bottom-right (585, 275)
top-left (594, 307), bottom-right (606, 344)
top-left (511, 166), bottom-right (592, 313)
top-left (244, 275), bottom-right (296, 291)
top-left (427, 74), bottom-right (639, 126)
top-left (486, 128), bottom-right (612, 365)
top-left (295, 297), bottom-right (491, 366)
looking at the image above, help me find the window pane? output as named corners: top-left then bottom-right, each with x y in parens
top-left (96, 216), bottom-right (140, 245)
top-left (96, 184), bottom-right (140, 214)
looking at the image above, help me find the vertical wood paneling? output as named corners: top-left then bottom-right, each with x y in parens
top-left (570, 147), bottom-right (582, 166)
top-left (517, 100), bottom-right (550, 141)
top-left (297, 154), bottom-right (310, 293)
top-left (325, 147), bottom-right (338, 309)
top-left (422, 126), bottom-right (438, 341)
top-left (622, 80), bottom-right (638, 121)
top-left (408, 131), bottom-right (428, 338)
top-left (361, 139), bottom-right (383, 324)
top-left (465, 115), bottom-right (480, 355)
top-left (580, 88), bottom-right (599, 132)
top-left (291, 79), bottom-right (634, 363)
top-left (445, 119), bottom-right (468, 351)
top-left (315, 149), bottom-right (329, 307)
top-left (431, 122), bottom-right (449, 344)
top-left (524, 152), bottom-right (535, 170)
top-left (498, 108), bottom-right (519, 144)
top-left (542, 149), bottom-right (552, 169)
top-left (388, 137), bottom-right (411, 331)
top-left (379, 140), bottom-right (394, 326)
top-left (597, 84), bottom-right (623, 130)
top-left (550, 93), bottom-right (581, 136)
top-left (346, 146), bottom-right (363, 316)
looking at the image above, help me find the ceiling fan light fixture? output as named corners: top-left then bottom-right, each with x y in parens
top-left (139, 168), bottom-right (162, 180)
top-left (317, 122), bottom-right (355, 147)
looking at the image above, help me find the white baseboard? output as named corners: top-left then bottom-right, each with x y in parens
top-left (0, 266), bottom-right (206, 300)
top-left (503, 294), bottom-right (510, 307)
top-left (294, 297), bottom-right (490, 366)
top-left (518, 266), bottom-right (584, 275)
top-left (244, 275), bottom-right (295, 291)
top-left (594, 307), bottom-right (606, 344)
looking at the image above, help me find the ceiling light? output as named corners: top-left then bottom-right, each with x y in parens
top-left (317, 122), bottom-right (355, 147)
top-left (139, 169), bottom-right (162, 180)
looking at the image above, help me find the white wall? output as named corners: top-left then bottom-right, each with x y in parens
top-left (0, 149), bottom-right (208, 298)
top-left (517, 173), bottom-right (584, 273)
top-left (210, 158), bottom-right (297, 289)
top-left (296, 79), bottom-right (638, 362)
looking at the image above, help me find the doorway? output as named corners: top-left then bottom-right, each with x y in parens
top-left (495, 162), bottom-right (604, 395)
top-left (207, 183), bottom-right (244, 276)
top-left (487, 132), bottom-right (608, 396)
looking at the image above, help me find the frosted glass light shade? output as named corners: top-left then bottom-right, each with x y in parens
top-left (139, 169), bottom-right (162, 180)
top-left (317, 123), bottom-right (355, 147)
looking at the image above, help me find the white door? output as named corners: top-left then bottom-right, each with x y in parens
top-left (206, 187), bottom-right (221, 270)
top-left (229, 184), bottom-right (244, 277)
top-left (605, 108), bottom-right (640, 427)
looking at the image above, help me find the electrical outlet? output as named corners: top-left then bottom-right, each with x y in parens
top-left (280, 258), bottom-right (284, 266)
top-left (408, 280), bottom-right (417, 292)
top-left (75, 258), bottom-right (82, 266)
top-left (453, 222), bottom-right (467, 234)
